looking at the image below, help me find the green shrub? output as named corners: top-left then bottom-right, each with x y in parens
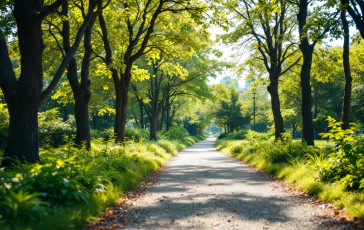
top-left (230, 145), bottom-right (244, 154)
top-left (245, 130), bottom-right (271, 143)
top-left (165, 126), bottom-right (189, 139)
top-left (90, 128), bottom-right (114, 140)
top-left (228, 130), bottom-right (248, 140)
top-left (217, 132), bottom-right (228, 140)
top-left (38, 108), bottom-right (75, 147)
top-left (125, 128), bottom-right (149, 141)
top-left (0, 134), bottom-right (202, 229)
top-left (317, 117), bottom-right (364, 191)
top-left (91, 128), bottom-right (149, 141)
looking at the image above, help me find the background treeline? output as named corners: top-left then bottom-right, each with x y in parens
top-left (207, 0), bottom-right (364, 143)
top-left (0, 0), bottom-right (222, 166)
top-left (208, 0), bottom-right (364, 222)
top-left (0, 0), bottom-right (219, 228)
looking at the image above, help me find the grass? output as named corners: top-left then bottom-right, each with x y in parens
top-left (0, 135), bottom-right (205, 230)
top-left (216, 139), bottom-right (364, 221)
top-left (292, 138), bottom-right (332, 148)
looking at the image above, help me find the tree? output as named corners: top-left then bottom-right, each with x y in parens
top-left (340, 3), bottom-right (353, 129)
top-left (46, 1), bottom-right (105, 148)
top-left (342, 0), bottom-right (364, 38)
top-left (223, 0), bottom-right (299, 140)
top-left (212, 84), bottom-right (248, 132)
top-left (294, 0), bottom-right (338, 145)
top-left (0, 0), bottom-right (99, 166)
top-left (97, 0), bottom-right (205, 142)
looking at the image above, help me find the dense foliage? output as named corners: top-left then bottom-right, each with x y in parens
top-left (0, 135), bottom-right (205, 228)
top-left (217, 119), bottom-right (364, 220)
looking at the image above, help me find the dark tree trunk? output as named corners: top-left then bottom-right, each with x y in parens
top-left (139, 101), bottom-right (144, 129)
top-left (267, 79), bottom-right (285, 140)
top-left (298, 0), bottom-right (315, 145)
top-left (2, 101), bottom-right (40, 166)
top-left (159, 106), bottom-right (165, 131)
top-left (2, 2), bottom-right (44, 166)
top-left (341, 9), bottom-right (352, 130)
top-left (74, 94), bottom-right (90, 147)
top-left (150, 116), bottom-right (157, 141)
top-left (165, 94), bottom-right (172, 131)
top-left (300, 46), bottom-right (315, 145)
top-left (114, 84), bottom-right (123, 141)
top-left (63, 2), bottom-right (93, 149)
top-left (61, 105), bottom-right (68, 121)
top-left (114, 76), bottom-right (130, 142)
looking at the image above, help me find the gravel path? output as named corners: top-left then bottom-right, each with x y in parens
top-left (120, 137), bottom-right (357, 230)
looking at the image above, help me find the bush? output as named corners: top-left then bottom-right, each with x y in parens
top-left (217, 132), bottom-right (228, 140)
top-left (317, 117), bottom-right (364, 191)
top-left (91, 128), bottom-right (149, 142)
top-left (0, 134), bottom-right (203, 228)
top-left (165, 126), bottom-right (189, 140)
top-left (90, 128), bottom-right (114, 140)
top-left (245, 130), bottom-right (271, 143)
top-left (230, 145), bottom-right (244, 154)
top-left (228, 130), bottom-right (248, 140)
top-left (38, 108), bottom-right (75, 147)
top-left (125, 128), bottom-right (149, 141)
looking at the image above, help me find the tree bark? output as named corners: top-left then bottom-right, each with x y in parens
top-left (300, 46), bottom-right (315, 145)
top-left (139, 102), bottom-right (144, 129)
top-left (298, 0), bottom-right (315, 145)
top-left (2, 2), bottom-right (44, 166)
top-left (341, 9), bottom-right (352, 130)
top-left (114, 74), bottom-right (130, 141)
top-left (267, 79), bottom-right (285, 140)
top-left (2, 101), bottom-right (40, 166)
top-left (62, 2), bottom-right (93, 148)
top-left (150, 116), bottom-right (157, 140)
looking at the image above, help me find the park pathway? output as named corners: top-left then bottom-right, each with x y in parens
top-left (120, 137), bottom-right (351, 229)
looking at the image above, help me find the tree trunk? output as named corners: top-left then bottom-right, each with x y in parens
top-left (150, 116), bottom-right (157, 140)
top-left (2, 2), bottom-right (44, 166)
top-left (114, 84), bottom-right (123, 141)
top-left (297, 0), bottom-right (315, 145)
top-left (267, 79), bottom-right (285, 140)
top-left (74, 95), bottom-right (91, 147)
top-left (159, 106), bottom-right (165, 131)
top-left (114, 75), bottom-right (130, 142)
top-left (300, 46), bottom-right (315, 145)
top-left (341, 9), bottom-right (352, 130)
top-left (63, 2), bottom-right (93, 148)
top-left (2, 101), bottom-right (40, 166)
top-left (139, 101), bottom-right (144, 129)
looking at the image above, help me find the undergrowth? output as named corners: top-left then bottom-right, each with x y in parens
top-left (216, 118), bottom-right (364, 221)
top-left (0, 135), bottom-right (205, 230)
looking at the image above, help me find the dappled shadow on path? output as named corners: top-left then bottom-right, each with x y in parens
top-left (121, 139), bottom-right (360, 230)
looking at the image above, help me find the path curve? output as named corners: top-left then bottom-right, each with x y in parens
top-left (121, 137), bottom-right (354, 229)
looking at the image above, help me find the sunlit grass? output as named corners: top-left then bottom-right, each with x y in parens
top-left (0, 135), bottom-right (205, 230)
top-left (216, 139), bottom-right (364, 221)
top-left (292, 138), bottom-right (332, 148)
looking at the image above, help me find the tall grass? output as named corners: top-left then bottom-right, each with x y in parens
top-left (0, 135), bottom-right (205, 229)
top-left (216, 136), bottom-right (364, 221)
